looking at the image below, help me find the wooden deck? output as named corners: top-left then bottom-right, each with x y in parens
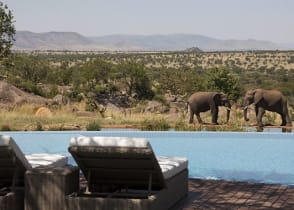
top-left (174, 179), bottom-right (294, 210)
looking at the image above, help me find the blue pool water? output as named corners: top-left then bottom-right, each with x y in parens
top-left (1, 131), bottom-right (294, 185)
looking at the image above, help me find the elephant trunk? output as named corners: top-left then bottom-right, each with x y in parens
top-left (226, 108), bottom-right (230, 123)
top-left (186, 101), bottom-right (189, 114)
top-left (243, 105), bottom-right (249, 121)
top-left (225, 101), bottom-right (231, 123)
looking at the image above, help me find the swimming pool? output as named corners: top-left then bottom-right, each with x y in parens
top-left (1, 131), bottom-right (294, 185)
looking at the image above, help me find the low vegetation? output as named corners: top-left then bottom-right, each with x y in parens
top-left (0, 50), bottom-right (293, 131)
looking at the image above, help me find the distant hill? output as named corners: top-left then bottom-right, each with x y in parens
top-left (13, 31), bottom-right (287, 51)
top-left (184, 47), bottom-right (203, 52)
top-left (13, 31), bottom-right (110, 51)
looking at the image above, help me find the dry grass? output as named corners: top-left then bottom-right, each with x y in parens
top-left (0, 103), bottom-right (99, 131)
top-left (0, 103), bottom-right (292, 131)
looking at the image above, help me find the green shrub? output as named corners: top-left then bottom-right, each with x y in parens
top-left (95, 84), bottom-right (107, 94)
top-left (85, 98), bottom-right (98, 112)
top-left (0, 124), bottom-right (12, 131)
top-left (153, 94), bottom-right (168, 106)
top-left (86, 120), bottom-right (101, 131)
top-left (48, 85), bottom-right (59, 98)
top-left (35, 122), bottom-right (43, 131)
top-left (141, 118), bottom-right (170, 131)
top-left (20, 80), bottom-right (45, 96)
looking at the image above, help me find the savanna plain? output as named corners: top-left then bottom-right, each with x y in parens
top-left (0, 50), bottom-right (293, 131)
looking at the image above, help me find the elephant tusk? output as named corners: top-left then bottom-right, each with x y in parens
top-left (242, 106), bottom-right (248, 110)
top-left (226, 107), bottom-right (231, 111)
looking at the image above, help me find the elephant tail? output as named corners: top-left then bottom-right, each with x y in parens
top-left (186, 101), bottom-right (189, 114)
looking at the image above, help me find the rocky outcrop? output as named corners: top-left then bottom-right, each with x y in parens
top-left (0, 81), bottom-right (48, 106)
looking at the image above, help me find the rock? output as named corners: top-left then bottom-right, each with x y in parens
top-left (0, 80), bottom-right (48, 105)
top-left (144, 101), bottom-right (169, 113)
top-left (52, 94), bottom-right (68, 105)
top-left (35, 107), bottom-right (52, 117)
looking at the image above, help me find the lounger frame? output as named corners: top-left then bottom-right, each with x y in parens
top-left (67, 169), bottom-right (188, 210)
top-left (25, 166), bottom-right (79, 210)
top-left (68, 143), bottom-right (188, 210)
top-left (0, 141), bottom-right (29, 210)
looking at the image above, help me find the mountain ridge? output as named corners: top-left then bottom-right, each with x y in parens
top-left (13, 31), bottom-right (289, 51)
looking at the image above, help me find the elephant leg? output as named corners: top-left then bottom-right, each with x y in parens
top-left (281, 113), bottom-right (292, 126)
top-left (255, 106), bottom-right (259, 117)
top-left (189, 111), bottom-right (194, 124)
top-left (285, 114), bottom-right (292, 127)
top-left (256, 107), bottom-right (265, 127)
top-left (211, 107), bottom-right (219, 125)
top-left (280, 113), bottom-right (287, 126)
top-left (196, 113), bottom-right (204, 124)
top-left (283, 101), bottom-right (292, 126)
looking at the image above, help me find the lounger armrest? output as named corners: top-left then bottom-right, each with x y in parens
top-left (25, 166), bottom-right (79, 210)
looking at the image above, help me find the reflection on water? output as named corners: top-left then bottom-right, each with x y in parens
top-left (244, 126), bottom-right (292, 133)
top-left (110, 127), bottom-right (293, 133)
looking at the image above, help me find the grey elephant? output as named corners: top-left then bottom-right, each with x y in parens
top-left (243, 89), bottom-right (292, 127)
top-left (187, 92), bottom-right (231, 125)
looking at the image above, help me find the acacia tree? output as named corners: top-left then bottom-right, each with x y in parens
top-left (204, 67), bottom-right (241, 101)
top-left (0, 1), bottom-right (15, 61)
top-left (119, 61), bottom-right (154, 100)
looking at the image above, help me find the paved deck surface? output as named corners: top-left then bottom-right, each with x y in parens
top-left (175, 179), bottom-right (294, 210)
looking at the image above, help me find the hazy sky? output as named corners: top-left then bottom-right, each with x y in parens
top-left (3, 0), bottom-right (294, 43)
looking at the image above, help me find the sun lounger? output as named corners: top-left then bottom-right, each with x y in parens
top-left (67, 136), bottom-right (188, 210)
top-left (0, 135), bottom-right (31, 210)
top-left (0, 134), bottom-right (75, 210)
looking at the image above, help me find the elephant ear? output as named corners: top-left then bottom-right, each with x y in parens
top-left (252, 89), bottom-right (263, 105)
top-left (212, 93), bottom-right (221, 105)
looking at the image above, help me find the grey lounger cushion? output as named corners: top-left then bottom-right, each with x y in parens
top-left (25, 153), bottom-right (68, 168)
top-left (0, 135), bottom-right (32, 170)
top-left (0, 135), bottom-right (68, 169)
top-left (69, 136), bottom-right (188, 179)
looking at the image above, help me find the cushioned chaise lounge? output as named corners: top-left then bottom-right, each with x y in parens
top-left (0, 134), bottom-right (75, 210)
top-left (0, 135), bottom-right (31, 210)
top-left (67, 136), bottom-right (188, 210)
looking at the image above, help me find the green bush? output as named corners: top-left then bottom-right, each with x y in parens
top-left (86, 120), bottom-right (101, 131)
top-left (35, 122), bottom-right (43, 131)
top-left (153, 94), bottom-right (168, 106)
top-left (85, 98), bottom-right (98, 112)
top-left (48, 85), bottom-right (59, 98)
top-left (95, 84), bottom-right (107, 94)
top-left (20, 80), bottom-right (45, 96)
top-left (140, 118), bottom-right (170, 131)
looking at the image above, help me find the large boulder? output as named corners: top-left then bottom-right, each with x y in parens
top-left (144, 101), bottom-right (169, 113)
top-left (52, 94), bottom-right (69, 105)
top-left (35, 107), bottom-right (52, 117)
top-left (0, 80), bottom-right (48, 106)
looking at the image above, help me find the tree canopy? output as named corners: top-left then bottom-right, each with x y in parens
top-left (0, 1), bottom-right (15, 61)
top-left (204, 68), bottom-right (241, 101)
top-left (3, 52), bottom-right (294, 107)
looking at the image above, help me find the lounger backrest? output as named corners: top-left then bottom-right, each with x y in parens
top-left (0, 135), bottom-right (32, 188)
top-left (68, 136), bottom-right (166, 193)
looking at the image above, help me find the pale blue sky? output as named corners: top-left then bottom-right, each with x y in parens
top-left (3, 0), bottom-right (294, 43)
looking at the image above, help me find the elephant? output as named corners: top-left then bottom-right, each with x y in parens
top-left (243, 89), bottom-right (292, 127)
top-left (187, 92), bottom-right (231, 125)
